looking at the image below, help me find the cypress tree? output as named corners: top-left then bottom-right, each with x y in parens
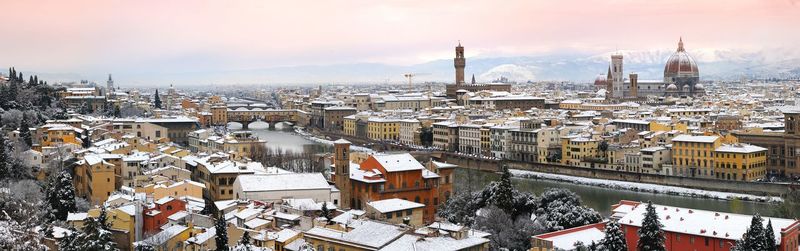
top-left (215, 215), bottom-right (229, 251)
top-left (321, 201), bottom-right (332, 223)
top-left (154, 89), bottom-right (162, 109)
top-left (735, 214), bottom-right (767, 250)
top-left (493, 165), bottom-right (515, 215)
top-left (44, 170), bottom-right (78, 222)
top-left (637, 201), bottom-right (666, 251)
top-left (602, 220), bottom-right (628, 251)
top-left (200, 198), bottom-right (218, 216)
top-left (0, 131), bottom-right (8, 178)
top-left (19, 116), bottom-right (32, 148)
top-left (82, 130), bottom-right (92, 149)
top-left (238, 231), bottom-right (253, 250)
top-left (764, 219), bottom-right (776, 251)
top-left (8, 78), bottom-right (18, 101)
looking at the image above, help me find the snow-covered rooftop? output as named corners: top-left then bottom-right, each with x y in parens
top-left (236, 173), bottom-right (331, 192)
top-left (619, 202), bottom-right (798, 243)
top-left (371, 153), bottom-right (424, 172)
top-left (305, 220), bottom-right (406, 249)
top-left (715, 144), bottom-right (767, 153)
top-left (671, 134), bottom-right (719, 143)
top-left (367, 198), bottom-right (425, 213)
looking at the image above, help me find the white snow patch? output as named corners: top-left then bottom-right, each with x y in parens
top-left (509, 169), bottom-right (781, 203)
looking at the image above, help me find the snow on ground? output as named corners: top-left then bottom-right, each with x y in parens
top-left (294, 128), bottom-right (375, 153)
top-left (509, 169), bottom-right (782, 203)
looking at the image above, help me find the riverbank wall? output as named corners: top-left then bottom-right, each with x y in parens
top-left (310, 129), bottom-right (795, 196)
top-left (441, 153), bottom-right (795, 197)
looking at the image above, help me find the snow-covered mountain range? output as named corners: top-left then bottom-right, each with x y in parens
top-left (23, 48), bottom-right (800, 86)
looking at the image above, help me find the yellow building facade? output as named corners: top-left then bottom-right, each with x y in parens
top-left (88, 206), bottom-right (136, 250)
top-left (367, 118), bottom-right (400, 141)
top-left (561, 137), bottom-right (598, 166)
top-left (714, 144), bottom-right (768, 181)
top-left (671, 135), bottom-right (721, 179)
top-left (74, 155), bottom-right (119, 205)
top-left (343, 116), bottom-right (357, 136)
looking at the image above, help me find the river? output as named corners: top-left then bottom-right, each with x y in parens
top-left (455, 168), bottom-right (777, 217)
top-left (231, 124), bottom-right (777, 217)
top-left (228, 122), bottom-right (331, 153)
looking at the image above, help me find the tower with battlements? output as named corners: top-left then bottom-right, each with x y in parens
top-left (454, 42), bottom-right (466, 85)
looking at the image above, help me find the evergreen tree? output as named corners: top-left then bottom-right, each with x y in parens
top-left (598, 140), bottom-right (609, 158)
top-left (58, 227), bottom-right (79, 251)
top-left (134, 244), bottom-right (156, 251)
top-left (320, 201), bottom-right (333, 223)
top-left (154, 90), bottom-right (162, 109)
top-left (7, 78), bottom-right (18, 102)
top-left (235, 231), bottom-right (254, 250)
top-left (239, 231), bottom-right (251, 245)
top-left (735, 214), bottom-right (767, 250)
top-left (492, 165), bottom-right (515, 215)
top-left (0, 132), bottom-right (8, 178)
top-left (44, 170), bottom-right (78, 222)
top-left (73, 207), bottom-right (119, 251)
top-left (19, 116), bottom-right (32, 148)
top-left (765, 219), bottom-right (776, 251)
top-left (82, 130), bottom-right (92, 149)
top-left (200, 198), bottom-right (218, 216)
top-left (637, 201), bottom-right (666, 251)
top-left (601, 220), bottom-right (628, 251)
top-left (215, 215), bottom-right (229, 251)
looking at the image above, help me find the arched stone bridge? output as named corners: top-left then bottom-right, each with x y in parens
top-left (225, 107), bottom-right (309, 129)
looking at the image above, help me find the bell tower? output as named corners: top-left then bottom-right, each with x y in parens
top-left (107, 74), bottom-right (114, 93)
top-left (454, 41), bottom-right (466, 85)
top-left (333, 139), bottom-right (352, 209)
top-left (611, 54), bottom-right (624, 99)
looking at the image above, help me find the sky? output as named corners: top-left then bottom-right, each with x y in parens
top-left (1, 0), bottom-right (799, 85)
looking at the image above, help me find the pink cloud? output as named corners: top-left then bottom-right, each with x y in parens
top-left (0, 0), bottom-right (797, 74)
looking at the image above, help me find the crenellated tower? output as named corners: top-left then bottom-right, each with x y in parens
top-left (454, 41), bottom-right (466, 85)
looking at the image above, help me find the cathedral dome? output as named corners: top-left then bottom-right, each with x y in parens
top-left (594, 75), bottom-right (607, 86)
top-left (664, 38), bottom-right (699, 79)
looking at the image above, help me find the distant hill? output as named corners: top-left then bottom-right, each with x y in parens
top-left (20, 48), bottom-right (800, 86)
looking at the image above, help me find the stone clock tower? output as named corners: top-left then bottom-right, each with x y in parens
top-left (454, 41), bottom-right (466, 85)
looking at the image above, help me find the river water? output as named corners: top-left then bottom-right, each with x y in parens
top-left (455, 168), bottom-right (777, 217)
top-left (228, 122), bottom-right (330, 153)
top-left (232, 123), bottom-right (777, 217)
